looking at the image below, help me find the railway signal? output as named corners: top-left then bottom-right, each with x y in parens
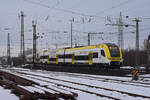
top-left (132, 68), bottom-right (139, 80)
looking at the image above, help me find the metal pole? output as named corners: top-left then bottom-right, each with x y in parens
top-left (20, 12), bottom-right (23, 57)
top-left (32, 21), bottom-right (36, 68)
top-left (71, 21), bottom-right (72, 48)
top-left (7, 33), bottom-right (10, 66)
top-left (20, 11), bottom-right (25, 63)
top-left (147, 35), bottom-right (150, 69)
top-left (88, 33), bottom-right (90, 46)
top-left (135, 19), bottom-right (139, 51)
top-left (134, 18), bottom-right (141, 66)
top-left (136, 19), bottom-right (139, 66)
top-left (118, 12), bottom-right (124, 50)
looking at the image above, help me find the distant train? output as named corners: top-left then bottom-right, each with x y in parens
top-left (37, 43), bottom-right (123, 68)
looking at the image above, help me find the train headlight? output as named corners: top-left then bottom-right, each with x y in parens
top-left (108, 58), bottom-right (121, 60)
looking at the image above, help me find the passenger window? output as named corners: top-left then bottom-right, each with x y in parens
top-left (101, 50), bottom-right (105, 57)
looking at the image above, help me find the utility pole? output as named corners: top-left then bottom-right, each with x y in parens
top-left (32, 21), bottom-right (37, 68)
top-left (146, 35), bottom-right (150, 70)
top-left (71, 22), bottom-right (72, 48)
top-left (134, 18), bottom-right (141, 51)
top-left (70, 18), bottom-right (74, 48)
top-left (7, 33), bottom-right (10, 66)
top-left (133, 18), bottom-right (141, 66)
top-left (56, 44), bottom-right (58, 49)
top-left (88, 32), bottom-right (104, 46)
top-left (106, 12), bottom-right (124, 50)
top-left (118, 12), bottom-right (124, 50)
top-left (20, 11), bottom-right (25, 63)
top-left (88, 33), bottom-right (90, 46)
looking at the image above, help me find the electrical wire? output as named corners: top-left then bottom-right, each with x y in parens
top-left (96, 0), bottom-right (135, 15)
top-left (22, 0), bottom-right (105, 18)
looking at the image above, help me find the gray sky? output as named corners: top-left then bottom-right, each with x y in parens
top-left (0, 0), bottom-right (150, 56)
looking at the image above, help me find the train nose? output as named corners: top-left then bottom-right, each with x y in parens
top-left (110, 61), bottom-right (121, 66)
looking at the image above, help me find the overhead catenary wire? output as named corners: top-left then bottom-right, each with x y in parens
top-left (2, 0), bottom-right (149, 51)
top-left (96, 0), bottom-right (136, 15)
top-left (22, 0), bottom-right (105, 19)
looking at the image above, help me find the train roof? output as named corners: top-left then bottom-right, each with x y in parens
top-left (58, 43), bottom-right (118, 51)
top-left (105, 43), bottom-right (118, 47)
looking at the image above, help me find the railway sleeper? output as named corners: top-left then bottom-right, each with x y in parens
top-left (39, 85), bottom-right (78, 99)
top-left (0, 80), bottom-right (37, 100)
top-left (1, 71), bottom-right (39, 86)
top-left (0, 79), bottom-right (60, 100)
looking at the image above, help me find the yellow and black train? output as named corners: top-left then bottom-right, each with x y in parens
top-left (38, 43), bottom-right (123, 68)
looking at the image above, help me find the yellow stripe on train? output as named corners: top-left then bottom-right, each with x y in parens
top-left (72, 53), bottom-right (75, 64)
top-left (89, 52), bottom-right (93, 65)
top-left (47, 54), bottom-right (50, 64)
top-left (56, 54), bottom-right (59, 64)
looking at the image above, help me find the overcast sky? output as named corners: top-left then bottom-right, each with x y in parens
top-left (0, 0), bottom-right (150, 56)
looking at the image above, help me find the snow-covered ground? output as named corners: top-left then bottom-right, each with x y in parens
top-left (0, 86), bottom-right (19, 100)
top-left (1, 67), bottom-right (150, 100)
top-left (0, 65), bottom-right (19, 100)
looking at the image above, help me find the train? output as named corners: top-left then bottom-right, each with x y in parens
top-left (37, 43), bottom-right (123, 68)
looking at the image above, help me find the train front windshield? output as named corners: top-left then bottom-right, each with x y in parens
top-left (108, 46), bottom-right (120, 57)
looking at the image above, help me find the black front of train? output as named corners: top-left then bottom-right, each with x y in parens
top-left (106, 43), bottom-right (123, 67)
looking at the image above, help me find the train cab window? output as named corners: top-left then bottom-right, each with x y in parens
top-left (106, 43), bottom-right (120, 57)
top-left (101, 50), bottom-right (105, 57)
top-left (109, 46), bottom-right (120, 57)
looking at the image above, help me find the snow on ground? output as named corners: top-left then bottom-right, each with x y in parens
top-left (141, 74), bottom-right (150, 77)
top-left (19, 72), bottom-right (150, 100)
top-left (1, 67), bottom-right (150, 100)
top-left (0, 86), bottom-right (19, 100)
top-left (120, 66), bottom-right (146, 70)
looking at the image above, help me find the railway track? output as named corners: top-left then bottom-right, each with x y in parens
top-left (0, 70), bottom-right (77, 100)
top-left (57, 72), bottom-right (150, 88)
top-left (9, 70), bottom-right (150, 100)
top-left (18, 68), bottom-right (150, 88)
top-left (6, 68), bottom-right (150, 87)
